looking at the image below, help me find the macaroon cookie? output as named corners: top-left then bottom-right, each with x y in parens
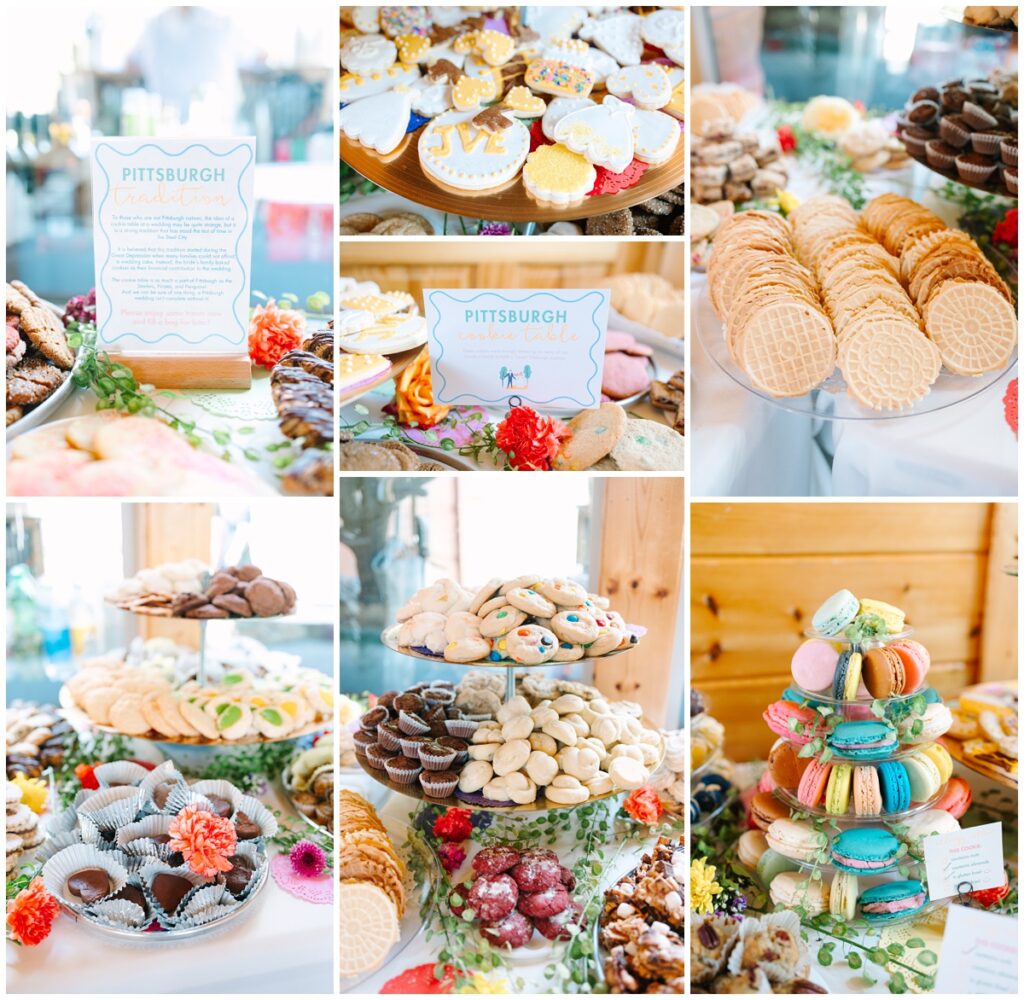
top-left (811, 589), bottom-right (859, 637)
top-left (830, 871), bottom-right (859, 921)
top-left (762, 700), bottom-right (825, 745)
top-left (765, 818), bottom-right (829, 863)
top-left (852, 765), bottom-right (882, 817)
top-left (832, 649), bottom-right (864, 701)
top-left (828, 720), bottom-right (899, 760)
top-left (770, 871), bottom-right (829, 915)
top-left (831, 827), bottom-right (903, 873)
top-left (796, 758), bottom-right (831, 809)
top-left (768, 739), bottom-right (811, 790)
top-left (755, 848), bottom-right (800, 890)
top-left (917, 742), bottom-right (954, 784)
top-left (859, 879), bottom-right (927, 924)
top-left (887, 639), bottom-right (930, 692)
top-left (896, 809), bottom-right (960, 853)
top-left (750, 790), bottom-right (791, 831)
top-left (858, 599), bottom-right (905, 634)
top-left (933, 776), bottom-right (971, 818)
top-left (791, 639), bottom-right (840, 693)
top-left (877, 760), bottom-right (911, 814)
top-left (862, 646), bottom-right (906, 698)
top-left (824, 763), bottom-right (853, 816)
top-left (737, 830), bottom-right (769, 870)
top-left (903, 704), bottom-right (953, 744)
top-left (903, 752), bottom-right (942, 803)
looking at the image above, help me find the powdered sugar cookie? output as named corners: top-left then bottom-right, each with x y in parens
top-left (503, 625), bottom-right (559, 665)
top-left (341, 34), bottom-right (398, 75)
top-left (606, 64), bottom-right (672, 111)
top-left (522, 143), bottom-right (596, 206)
top-left (339, 87), bottom-right (413, 155)
top-left (579, 12), bottom-right (643, 66)
top-left (632, 108), bottom-right (680, 165)
top-left (338, 64), bottom-right (421, 104)
top-left (525, 60), bottom-right (595, 99)
top-left (640, 8), bottom-right (686, 57)
top-left (553, 95), bottom-right (635, 173)
top-left (542, 96), bottom-right (596, 141)
top-left (502, 85), bottom-right (546, 118)
top-left (452, 73), bottom-right (498, 111)
top-left (418, 108), bottom-right (530, 192)
top-left (542, 38), bottom-right (618, 85)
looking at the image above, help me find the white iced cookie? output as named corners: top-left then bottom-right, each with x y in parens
top-left (526, 749), bottom-right (559, 786)
top-left (397, 611), bottom-right (448, 654)
top-left (341, 34), bottom-right (398, 75)
top-left (339, 63), bottom-right (422, 104)
top-left (543, 719), bottom-right (578, 746)
top-left (505, 586), bottom-right (557, 618)
top-left (550, 609), bottom-right (600, 644)
top-left (501, 716), bottom-right (534, 741)
top-left (493, 739), bottom-right (531, 776)
top-left (554, 95), bottom-right (636, 174)
top-left (640, 8), bottom-right (686, 62)
top-left (418, 108), bottom-right (529, 192)
top-left (609, 755), bottom-right (648, 790)
top-left (459, 760), bottom-right (494, 793)
top-left (477, 596), bottom-right (509, 618)
top-left (349, 6), bottom-right (379, 33)
top-left (545, 774), bottom-right (590, 805)
top-left (551, 694), bottom-right (586, 715)
top-left (496, 696), bottom-right (532, 724)
top-left (631, 106), bottom-right (680, 165)
top-left (409, 75), bottom-right (453, 117)
top-left (479, 605), bottom-right (528, 638)
top-left (445, 611), bottom-right (484, 640)
top-left (443, 636), bottom-right (491, 663)
top-left (338, 87), bottom-right (412, 155)
top-left (502, 625), bottom-right (559, 665)
top-left (468, 742), bottom-right (501, 762)
top-left (579, 11), bottom-right (644, 65)
top-left (500, 574), bottom-right (544, 594)
top-left (469, 577), bottom-right (504, 615)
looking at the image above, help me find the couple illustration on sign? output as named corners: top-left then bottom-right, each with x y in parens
top-left (499, 364), bottom-right (532, 389)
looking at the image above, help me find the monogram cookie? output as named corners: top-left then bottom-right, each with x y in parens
top-left (418, 109), bottom-right (530, 191)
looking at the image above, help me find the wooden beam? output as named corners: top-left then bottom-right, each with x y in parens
top-left (979, 502), bottom-right (1018, 681)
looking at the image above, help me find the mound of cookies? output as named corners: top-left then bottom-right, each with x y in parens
top-left (601, 836), bottom-right (686, 993)
top-left (6, 279), bottom-right (75, 428)
top-left (40, 760), bottom-right (273, 933)
top-left (448, 842), bottom-right (583, 946)
top-left (65, 659), bottom-right (332, 742)
top-left (7, 702), bottom-right (71, 779)
top-left (607, 272), bottom-right (684, 340)
top-left (389, 574), bottom-right (643, 664)
top-left (285, 734), bottom-right (334, 832)
top-left (338, 791), bottom-right (407, 977)
top-left (107, 561), bottom-right (296, 620)
top-left (691, 117), bottom-right (788, 206)
top-left (338, 7), bottom-right (683, 208)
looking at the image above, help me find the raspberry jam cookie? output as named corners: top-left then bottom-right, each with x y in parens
top-left (522, 143), bottom-right (596, 206)
top-left (502, 625), bottom-right (559, 665)
top-left (480, 605), bottom-right (529, 638)
top-left (551, 609), bottom-right (600, 644)
top-left (418, 109), bottom-right (530, 191)
top-left (554, 95), bottom-right (636, 173)
top-left (505, 586), bottom-right (557, 618)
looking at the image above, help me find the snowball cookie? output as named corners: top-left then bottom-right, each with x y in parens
top-left (468, 742), bottom-right (501, 762)
top-left (585, 771), bottom-right (614, 796)
top-left (503, 771), bottom-right (538, 805)
top-left (526, 749), bottom-right (559, 786)
top-left (559, 746), bottom-right (601, 780)
top-left (609, 755), bottom-right (648, 790)
top-left (529, 732), bottom-right (558, 755)
top-left (398, 611), bottom-right (448, 653)
top-left (542, 720), bottom-right (578, 746)
top-left (611, 743), bottom-right (644, 762)
top-left (561, 713), bottom-right (590, 737)
top-left (545, 774), bottom-right (590, 805)
top-left (493, 739), bottom-right (531, 776)
top-left (459, 760), bottom-right (493, 793)
top-left (552, 694), bottom-right (586, 715)
top-left (501, 716), bottom-right (534, 741)
top-left (483, 777), bottom-right (512, 802)
top-left (497, 696), bottom-right (532, 724)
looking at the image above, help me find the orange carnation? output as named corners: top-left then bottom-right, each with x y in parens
top-left (248, 299), bottom-right (305, 369)
top-left (168, 804), bottom-right (237, 877)
top-left (395, 348), bottom-right (450, 428)
top-left (7, 878), bottom-right (60, 946)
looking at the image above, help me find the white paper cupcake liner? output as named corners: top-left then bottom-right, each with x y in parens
top-left (188, 779), bottom-right (244, 816)
top-left (120, 838), bottom-right (164, 860)
top-left (76, 786), bottom-right (145, 831)
top-left (727, 910), bottom-right (808, 983)
top-left (233, 795), bottom-right (278, 840)
top-left (179, 882), bottom-right (230, 917)
top-left (138, 860), bottom-right (211, 926)
top-left (35, 829), bottom-right (83, 863)
top-left (94, 761), bottom-right (151, 789)
top-left (85, 898), bottom-right (147, 929)
top-left (139, 760), bottom-right (186, 811)
top-left (46, 806), bottom-right (81, 835)
top-left (115, 814), bottom-right (174, 849)
top-left (173, 902), bottom-right (241, 928)
top-left (162, 784), bottom-right (216, 817)
top-left (223, 841), bottom-right (266, 902)
top-left (42, 843), bottom-right (128, 909)
top-left (77, 814), bottom-right (103, 846)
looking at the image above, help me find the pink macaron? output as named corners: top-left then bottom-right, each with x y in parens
top-left (888, 640), bottom-right (930, 692)
top-left (763, 700), bottom-right (825, 744)
top-left (791, 639), bottom-right (840, 692)
top-left (797, 758), bottom-right (831, 808)
top-left (933, 775), bottom-right (972, 819)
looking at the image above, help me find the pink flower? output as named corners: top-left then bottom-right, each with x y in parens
top-left (437, 842), bottom-right (466, 875)
top-left (289, 839), bottom-right (327, 878)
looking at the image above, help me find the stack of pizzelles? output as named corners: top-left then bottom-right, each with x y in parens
top-left (791, 195), bottom-right (941, 410)
top-left (338, 791), bottom-right (408, 977)
top-left (707, 210), bottom-right (836, 397)
top-left (863, 193), bottom-right (1017, 376)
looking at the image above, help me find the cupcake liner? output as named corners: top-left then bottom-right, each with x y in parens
top-left (398, 711), bottom-right (430, 735)
top-left (385, 760), bottom-right (422, 784)
top-left (115, 814), bottom-right (174, 849)
top-left (85, 898), bottom-right (147, 929)
top-left (419, 772), bottom-right (458, 798)
top-left (94, 761), bottom-right (151, 789)
top-left (956, 157), bottom-right (997, 184)
top-left (728, 910), bottom-right (807, 982)
top-left (365, 745), bottom-right (397, 770)
top-left (233, 795), bottom-right (278, 840)
top-left (42, 843), bottom-right (128, 908)
top-left (1000, 139), bottom-right (1017, 166)
top-left (76, 786), bottom-right (145, 831)
top-left (419, 748), bottom-right (457, 771)
top-left (179, 882), bottom-right (231, 917)
top-left (138, 860), bottom-right (211, 925)
top-left (162, 784), bottom-right (216, 817)
top-left (376, 724), bottom-right (403, 751)
top-left (120, 838), bottom-right (164, 860)
top-left (444, 719), bottom-right (479, 738)
top-left (139, 760), bottom-right (186, 809)
top-left (44, 807), bottom-right (82, 836)
top-left (35, 829), bottom-right (83, 864)
top-left (174, 902), bottom-right (241, 928)
top-left (188, 779), bottom-right (244, 816)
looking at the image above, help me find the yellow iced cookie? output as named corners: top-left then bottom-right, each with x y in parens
top-left (522, 143), bottom-right (596, 207)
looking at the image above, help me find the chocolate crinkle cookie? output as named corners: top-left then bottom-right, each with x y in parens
top-left (581, 184), bottom-right (685, 238)
top-left (179, 564), bottom-right (297, 620)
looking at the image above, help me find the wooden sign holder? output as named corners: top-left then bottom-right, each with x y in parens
top-left (109, 350), bottom-right (253, 390)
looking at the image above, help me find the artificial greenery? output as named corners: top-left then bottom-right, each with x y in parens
top-left (340, 161), bottom-right (381, 203)
top-left (5, 864), bottom-right (40, 901)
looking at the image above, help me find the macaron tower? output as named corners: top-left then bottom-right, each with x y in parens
top-left (747, 589), bottom-right (962, 926)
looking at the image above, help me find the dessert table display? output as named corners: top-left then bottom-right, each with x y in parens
top-left (338, 7), bottom-right (684, 236)
top-left (341, 573), bottom-right (686, 992)
top-left (690, 591), bottom-right (1019, 995)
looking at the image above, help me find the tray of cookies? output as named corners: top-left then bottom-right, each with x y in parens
top-left (338, 7), bottom-right (684, 223)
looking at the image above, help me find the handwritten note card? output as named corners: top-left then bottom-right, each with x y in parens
top-left (91, 137), bottom-right (255, 354)
top-left (934, 904), bottom-right (1017, 994)
top-left (424, 288), bottom-right (609, 410)
top-left (923, 821), bottom-right (1004, 899)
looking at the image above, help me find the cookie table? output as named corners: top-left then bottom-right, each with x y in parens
top-left (6, 780), bottom-right (333, 994)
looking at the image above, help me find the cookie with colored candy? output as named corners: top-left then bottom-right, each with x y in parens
top-left (541, 96), bottom-right (595, 141)
top-left (542, 38), bottom-right (619, 85)
top-left (554, 95), bottom-right (636, 173)
top-left (479, 604), bottom-right (528, 638)
top-left (503, 624), bottom-right (559, 665)
top-left (338, 64), bottom-right (421, 105)
top-left (579, 12), bottom-right (644, 66)
top-left (339, 87), bottom-right (413, 155)
top-left (341, 34), bottom-right (398, 75)
top-left (522, 143), bottom-right (596, 206)
top-left (418, 109), bottom-right (530, 192)
top-left (553, 402), bottom-right (627, 471)
top-left (606, 65), bottom-right (673, 111)
top-left (524, 59), bottom-right (594, 99)
top-left (502, 85), bottom-right (546, 118)
top-left (604, 417), bottom-right (684, 472)
top-left (632, 108), bottom-right (680, 165)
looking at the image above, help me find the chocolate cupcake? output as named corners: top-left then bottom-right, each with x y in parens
top-left (926, 140), bottom-right (959, 171)
top-left (967, 79), bottom-right (998, 98)
top-left (939, 114), bottom-right (972, 149)
top-left (438, 736), bottom-right (469, 765)
top-left (377, 690), bottom-right (399, 710)
top-left (941, 86), bottom-right (968, 113)
top-left (1001, 136), bottom-right (1017, 166)
top-left (393, 692), bottom-right (425, 714)
top-left (353, 729), bottom-right (376, 753)
top-left (398, 710), bottom-right (430, 736)
top-left (911, 86), bottom-right (940, 104)
top-left (360, 706), bottom-right (390, 731)
top-left (399, 734), bottom-right (431, 759)
top-left (445, 717), bottom-right (479, 738)
top-left (906, 99), bottom-right (940, 127)
top-left (1004, 165), bottom-right (1018, 195)
top-left (900, 126), bottom-right (935, 157)
top-left (419, 741), bottom-right (458, 771)
top-left (429, 720), bottom-right (449, 737)
top-left (419, 769), bottom-right (459, 798)
top-left (377, 720), bottom-right (404, 751)
top-left (365, 742), bottom-right (398, 770)
top-left (385, 756), bottom-right (422, 785)
top-left (956, 151), bottom-right (998, 184)
top-left (423, 687), bottom-right (456, 707)
top-left (962, 101), bottom-right (997, 130)
top-left (970, 130), bottom-right (1010, 157)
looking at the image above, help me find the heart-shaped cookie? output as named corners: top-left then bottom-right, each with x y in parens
top-left (606, 64), bottom-right (673, 111)
top-left (553, 95), bottom-right (636, 174)
top-left (452, 74), bottom-right (497, 111)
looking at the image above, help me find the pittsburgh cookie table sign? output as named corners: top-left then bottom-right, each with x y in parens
top-left (424, 288), bottom-right (610, 410)
top-left (91, 137), bottom-right (256, 388)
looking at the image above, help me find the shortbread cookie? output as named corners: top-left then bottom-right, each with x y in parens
top-left (18, 306), bottom-right (74, 369)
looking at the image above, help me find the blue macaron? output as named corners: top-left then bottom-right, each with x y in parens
top-left (877, 760), bottom-right (911, 813)
top-left (828, 720), bottom-right (899, 760)
top-left (780, 686), bottom-right (827, 709)
top-left (831, 827), bottom-right (903, 873)
top-left (859, 879), bottom-right (928, 924)
top-left (812, 589), bottom-right (860, 637)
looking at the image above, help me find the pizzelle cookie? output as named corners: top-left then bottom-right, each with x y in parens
top-left (418, 108), bottom-right (529, 191)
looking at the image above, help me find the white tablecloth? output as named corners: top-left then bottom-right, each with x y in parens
top-left (6, 782), bottom-right (332, 994)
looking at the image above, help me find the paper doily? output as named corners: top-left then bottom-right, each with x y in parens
top-left (191, 390), bottom-right (279, 421)
top-left (270, 853), bottom-right (334, 904)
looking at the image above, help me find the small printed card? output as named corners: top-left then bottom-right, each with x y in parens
top-left (423, 288), bottom-right (609, 410)
top-left (923, 821), bottom-right (1004, 899)
top-left (91, 137), bottom-right (255, 354)
top-left (934, 904), bottom-right (1017, 993)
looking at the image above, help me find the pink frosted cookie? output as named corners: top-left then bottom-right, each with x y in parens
top-left (605, 330), bottom-right (653, 356)
top-left (602, 352), bottom-right (652, 400)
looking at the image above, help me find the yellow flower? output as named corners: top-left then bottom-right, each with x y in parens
top-left (691, 857), bottom-right (723, 915)
top-left (801, 95), bottom-right (859, 137)
top-left (777, 190), bottom-right (801, 217)
top-left (457, 972), bottom-right (511, 994)
top-left (11, 774), bottom-right (48, 814)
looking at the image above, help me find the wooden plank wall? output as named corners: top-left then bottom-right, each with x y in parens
top-left (691, 502), bottom-right (1015, 762)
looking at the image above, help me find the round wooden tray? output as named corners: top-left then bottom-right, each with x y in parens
top-left (338, 345), bottom-right (423, 408)
top-left (901, 142), bottom-right (1016, 199)
top-left (340, 132), bottom-right (684, 223)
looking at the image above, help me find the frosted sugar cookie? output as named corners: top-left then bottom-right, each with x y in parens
top-left (640, 8), bottom-right (686, 61)
top-left (338, 87), bottom-right (413, 155)
top-left (522, 143), bottom-right (597, 206)
top-left (542, 38), bottom-right (618, 85)
top-left (631, 108), bottom-right (680, 165)
top-left (341, 34), bottom-right (397, 75)
top-left (340, 291), bottom-right (416, 319)
top-left (337, 353), bottom-right (391, 394)
top-left (418, 108), bottom-right (530, 192)
top-left (553, 95), bottom-right (636, 173)
top-left (524, 59), bottom-right (594, 99)
top-left (579, 12), bottom-right (644, 66)
top-left (542, 97), bottom-right (595, 141)
top-left (606, 64), bottom-right (672, 111)
top-left (338, 64), bottom-right (420, 104)
top-left (337, 314), bottom-right (427, 356)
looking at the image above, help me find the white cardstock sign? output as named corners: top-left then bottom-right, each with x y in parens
top-left (91, 137), bottom-right (255, 354)
top-left (424, 288), bottom-right (610, 410)
top-left (923, 820), bottom-right (1005, 899)
top-left (934, 904), bottom-right (1018, 993)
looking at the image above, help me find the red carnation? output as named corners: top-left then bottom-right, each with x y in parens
top-left (623, 786), bottom-right (664, 824)
top-left (993, 208), bottom-right (1017, 251)
top-left (74, 762), bottom-right (99, 790)
top-left (777, 124), bottom-right (797, 153)
top-left (1004, 378), bottom-right (1017, 436)
top-left (433, 807), bottom-right (473, 843)
top-left (495, 405), bottom-right (570, 471)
